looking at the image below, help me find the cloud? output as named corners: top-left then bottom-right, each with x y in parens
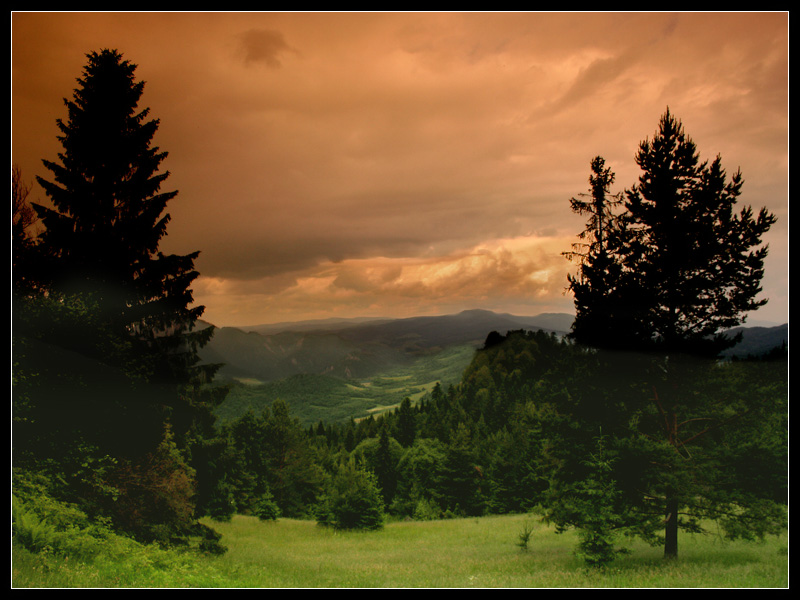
top-left (194, 234), bottom-right (576, 325)
top-left (237, 28), bottom-right (296, 68)
top-left (12, 13), bottom-right (788, 326)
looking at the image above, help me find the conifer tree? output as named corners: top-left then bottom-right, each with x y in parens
top-left (395, 397), bottom-right (416, 448)
top-left (374, 423), bottom-right (398, 508)
top-left (14, 49), bottom-right (223, 543)
top-left (569, 110), bottom-right (776, 357)
top-left (564, 156), bottom-right (637, 349)
top-left (558, 109), bottom-right (783, 561)
top-left (28, 49), bottom-right (218, 457)
top-left (317, 460), bottom-right (385, 531)
top-left (627, 110), bottom-right (775, 354)
top-left (438, 423), bottom-right (484, 516)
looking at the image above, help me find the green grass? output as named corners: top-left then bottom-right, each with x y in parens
top-left (15, 514), bottom-right (787, 588)
top-left (207, 515), bottom-right (788, 588)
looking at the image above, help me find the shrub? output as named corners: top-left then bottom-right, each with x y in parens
top-left (206, 477), bottom-right (236, 522)
top-left (97, 425), bottom-right (199, 544)
top-left (193, 522), bottom-right (228, 555)
top-left (517, 518), bottom-right (535, 552)
top-left (412, 497), bottom-right (441, 521)
top-left (11, 493), bottom-right (110, 560)
top-left (317, 461), bottom-right (384, 531)
top-left (254, 490), bottom-right (281, 521)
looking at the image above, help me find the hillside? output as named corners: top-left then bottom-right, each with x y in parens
top-left (199, 309), bottom-right (574, 424)
top-left (332, 309), bottom-right (573, 353)
top-left (198, 327), bottom-right (409, 382)
top-left (199, 309), bottom-right (575, 384)
top-left (199, 310), bottom-right (787, 425)
top-left (721, 324), bottom-right (788, 359)
top-left (200, 309), bottom-right (785, 383)
top-left (213, 343), bottom-right (476, 425)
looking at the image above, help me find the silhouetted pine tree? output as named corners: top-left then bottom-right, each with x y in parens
top-left (28, 48), bottom-right (218, 457)
top-left (557, 108), bottom-right (782, 561)
top-left (564, 156), bottom-right (635, 349)
top-left (568, 110), bottom-right (776, 357)
top-left (14, 49), bottom-right (223, 544)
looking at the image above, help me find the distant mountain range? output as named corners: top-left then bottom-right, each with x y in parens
top-left (720, 323), bottom-right (788, 359)
top-left (198, 309), bottom-right (575, 384)
top-left (198, 309), bottom-right (786, 385)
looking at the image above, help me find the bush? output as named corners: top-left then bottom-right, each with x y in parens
top-left (193, 522), bottom-right (228, 555)
top-left (412, 497), bottom-right (441, 521)
top-left (317, 461), bottom-right (384, 531)
top-left (517, 519), bottom-right (535, 552)
top-left (254, 490), bottom-right (281, 521)
top-left (12, 492), bottom-right (111, 560)
top-left (206, 477), bottom-right (236, 522)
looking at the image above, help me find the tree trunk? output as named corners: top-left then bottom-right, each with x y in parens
top-left (664, 496), bottom-right (679, 559)
top-left (661, 398), bottom-right (680, 559)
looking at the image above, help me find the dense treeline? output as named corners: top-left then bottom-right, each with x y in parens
top-left (213, 329), bottom-right (569, 523)
top-left (196, 329), bottom-right (786, 537)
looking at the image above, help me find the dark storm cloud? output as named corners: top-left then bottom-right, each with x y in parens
top-left (238, 28), bottom-right (296, 68)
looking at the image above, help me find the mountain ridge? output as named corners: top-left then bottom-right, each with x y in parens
top-left (198, 309), bottom-right (576, 383)
top-left (198, 309), bottom-right (786, 385)
top-left (199, 309), bottom-right (786, 425)
top-left (222, 308), bottom-right (573, 337)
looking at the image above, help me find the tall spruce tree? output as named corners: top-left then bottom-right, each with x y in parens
top-left (395, 397), bottom-right (416, 448)
top-left (556, 109), bottom-right (783, 562)
top-left (28, 49), bottom-right (217, 455)
top-left (621, 109), bottom-right (776, 356)
top-left (374, 423), bottom-right (398, 509)
top-left (570, 110), bottom-right (776, 356)
top-left (14, 49), bottom-right (223, 543)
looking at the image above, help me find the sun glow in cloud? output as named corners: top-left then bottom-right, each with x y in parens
top-left (194, 234), bottom-right (576, 326)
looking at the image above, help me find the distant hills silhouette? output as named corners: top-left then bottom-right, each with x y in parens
top-left (198, 309), bottom-right (786, 385)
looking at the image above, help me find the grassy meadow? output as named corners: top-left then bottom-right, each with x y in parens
top-left (13, 513), bottom-right (788, 588)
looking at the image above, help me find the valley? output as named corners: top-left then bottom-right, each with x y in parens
top-left (201, 309), bottom-right (574, 425)
top-left (199, 309), bottom-right (787, 426)
top-left (213, 343), bottom-right (477, 425)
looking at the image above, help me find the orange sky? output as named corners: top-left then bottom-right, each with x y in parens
top-left (12, 12), bottom-right (789, 327)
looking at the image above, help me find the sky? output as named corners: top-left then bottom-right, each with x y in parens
top-left (12, 12), bottom-right (789, 327)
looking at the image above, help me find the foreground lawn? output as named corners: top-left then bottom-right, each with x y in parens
top-left (206, 514), bottom-right (787, 588)
top-left (13, 513), bottom-right (788, 588)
